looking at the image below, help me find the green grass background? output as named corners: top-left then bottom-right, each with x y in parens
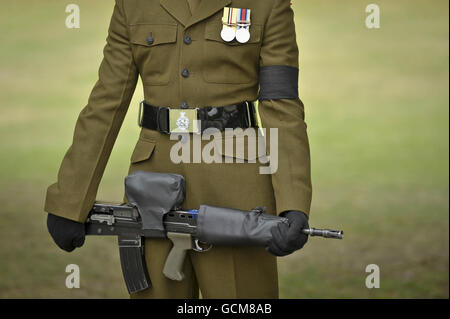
top-left (0, 0), bottom-right (448, 298)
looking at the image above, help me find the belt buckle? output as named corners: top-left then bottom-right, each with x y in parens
top-left (169, 108), bottom-right (200, 134)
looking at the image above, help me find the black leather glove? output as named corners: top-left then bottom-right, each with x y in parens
top-left (266, 210), bottom-right (309, 256)
top-left (47, 213), bottom-right (86, 252)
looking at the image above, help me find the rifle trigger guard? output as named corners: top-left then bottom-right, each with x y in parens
top-left (193, 239), bottom-right (212, 252)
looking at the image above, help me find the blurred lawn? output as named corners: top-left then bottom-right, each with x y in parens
top-left (0, 0), bottom-right (448, 298)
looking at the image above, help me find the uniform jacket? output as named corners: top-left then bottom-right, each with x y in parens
top-left (45, 0), bottom-right (312, 222)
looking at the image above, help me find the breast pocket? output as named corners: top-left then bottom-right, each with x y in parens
top-left (129, 24), bottom-right (178, 86)
top-left (203, 19), bottom-right (263, 84)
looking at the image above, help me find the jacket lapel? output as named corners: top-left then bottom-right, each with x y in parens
top-left (160, 0), bottom-right (191, 26)
top-left (186, 0), bottom-right (232, 29)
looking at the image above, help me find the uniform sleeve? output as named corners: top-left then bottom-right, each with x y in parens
top-left (44, 0), bottom-right (139, 222)
top-left (258, 0), bottom-right (312, 215)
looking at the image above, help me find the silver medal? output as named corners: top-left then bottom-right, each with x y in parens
top-left (235, 27), bottom-right (250, 43)
top-left (221, 26), bottom-right (236, 42)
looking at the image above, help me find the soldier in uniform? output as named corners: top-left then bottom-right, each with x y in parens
top-left (45, 0), bottom-right (312, 298)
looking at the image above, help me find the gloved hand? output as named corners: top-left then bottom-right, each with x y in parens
top-left (266, 210), bottom-right (309, 256)
top-left (47, 213), bottom-right (86, 252)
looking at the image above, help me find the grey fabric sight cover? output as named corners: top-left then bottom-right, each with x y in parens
top-left (196, 205), bottom-right (289, 246)
top-left (125, 170), bottom-right (185, 236)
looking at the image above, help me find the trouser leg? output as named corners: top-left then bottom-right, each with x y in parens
top-left (190, 246), bottom-right (279, 299)
top-left (130, 240), bottom-right (278, 299)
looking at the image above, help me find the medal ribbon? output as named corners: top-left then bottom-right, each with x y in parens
top-left (222, 7), bottom-right (238, 28)
top-left (222, 7), bottom-right (229, 25)
top-left (238, 8), bottom-right (251, 29)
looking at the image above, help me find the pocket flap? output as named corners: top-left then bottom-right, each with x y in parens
top-left (205, 22), bottom-right (262, 44)
top-left (215, 135), bottom-right (267, 161)
top-left (129, 24), bottom-right (177, 46)
top-left (130, 139), bottom-right (156, 164)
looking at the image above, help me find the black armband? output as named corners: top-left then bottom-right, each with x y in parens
top-left (258, 65), bottom-right (299, 101)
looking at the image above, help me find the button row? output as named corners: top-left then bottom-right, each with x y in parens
top-left (146, 34), bottom-right (191, 108)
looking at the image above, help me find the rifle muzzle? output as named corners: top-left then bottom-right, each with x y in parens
top-left (302, 228), bottom-right (344, 239)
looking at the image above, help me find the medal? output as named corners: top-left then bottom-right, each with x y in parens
top-left (236, 27), bottom-right (250, 43)
top-left (236, 8), bottom-right (251, 43)
top-left (221, 7), bottom-right (237, 42)
top-left (221, 26), bottom-right (236, 42)
top-left (221, 7), bottom-right (251, 43)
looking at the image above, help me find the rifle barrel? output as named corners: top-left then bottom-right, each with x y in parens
top-left (302, 228), bottom-right (344, 239)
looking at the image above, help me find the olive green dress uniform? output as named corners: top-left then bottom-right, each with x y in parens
top-left (45, 0), bottom-right (312, 298)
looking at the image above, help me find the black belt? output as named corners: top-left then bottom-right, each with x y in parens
top-left (139, 101), bottom-right (257, 134)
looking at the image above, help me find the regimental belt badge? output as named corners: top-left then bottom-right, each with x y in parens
top-left (176, 112), bottom-right (190, 131)
top-left (169, 109), bottom-right (199, 133)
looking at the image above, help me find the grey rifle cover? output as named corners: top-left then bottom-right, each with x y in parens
top-left (196, 205), bottom-right (289, 246)
top-left (125, 170), bottom-right (185, 237)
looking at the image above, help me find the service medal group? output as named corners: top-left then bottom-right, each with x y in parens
top-left (221, 7), bottom-right (251, 43)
